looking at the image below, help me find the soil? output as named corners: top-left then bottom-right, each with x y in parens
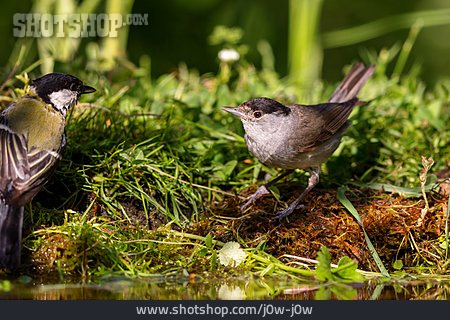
top-left (193, 186), bottom-right (449, 272)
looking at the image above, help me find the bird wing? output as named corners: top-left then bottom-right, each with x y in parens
top-left (0, 124), bottom-right (29, 184)
top-left (0, 123), bottom-right (60, 207)
top-left (288, 63), bottom-right (375, 153)
top-left (309, 98), bottom-right (358, 143)
top-left (289, 99), bottom-right (360, 152)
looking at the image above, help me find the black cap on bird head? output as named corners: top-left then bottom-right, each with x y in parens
top-left (223, 97), bottom-right (291, 120)
top-left (241, 98), bottom-right (291, 115)
top-left (30, 73), bottom-right (96, 113)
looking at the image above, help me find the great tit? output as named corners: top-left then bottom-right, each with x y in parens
top-left (0, 73), bottom-right (95, 268)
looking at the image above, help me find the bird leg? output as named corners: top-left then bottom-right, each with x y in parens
top-left (274, 167), bottom-right (320, 220)
top-left (240, 170), bottom-right (293, 211)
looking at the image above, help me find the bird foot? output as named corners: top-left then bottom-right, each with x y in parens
top-left (274, 204), bottom-right (305, 220)
top-left (240, 185), bottom-right (271, 211)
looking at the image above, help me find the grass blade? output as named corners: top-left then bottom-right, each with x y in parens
top-left (350, 176), bottom-right (437, 197)
top-left (288, 0), bottom-right (323, 98)
top-left (323, 8), bottom-right (450, 48)
top-left (337, 186), bottom-right (389, 276)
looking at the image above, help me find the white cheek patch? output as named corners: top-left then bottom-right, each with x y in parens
top-left (48, 89), bottom-right (78, 114)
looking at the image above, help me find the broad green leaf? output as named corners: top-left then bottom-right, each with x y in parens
top-left (315, 286), bottom-right (331, 300)
top-left (316, 246), bottom-right (333, 281)
top-left (333, 256), bottom-right (365, 282)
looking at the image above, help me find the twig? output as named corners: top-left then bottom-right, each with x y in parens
top-left (418, 156), bottom-right (434, 226)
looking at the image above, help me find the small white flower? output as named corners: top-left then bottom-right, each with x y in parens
top-left (218, 49), bottom-right (240, 63)
top-left (218, 241), bottom-right (247, 267)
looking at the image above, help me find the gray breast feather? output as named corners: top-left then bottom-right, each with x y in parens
top-left (246, 131), bottom-right (343, 169)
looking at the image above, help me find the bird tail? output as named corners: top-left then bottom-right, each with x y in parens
top-left (328, 63), bottom-right (375, 103)
top-left (0, 201), bottom-right (24, 268)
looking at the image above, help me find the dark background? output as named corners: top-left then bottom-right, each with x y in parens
top-left (1, 0), bottom-right (449, 84)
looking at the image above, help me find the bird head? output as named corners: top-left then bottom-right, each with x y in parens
top-left (30, 73), bottom-right (96, 116)
top-left (223, 97), bottom-right (291, 134)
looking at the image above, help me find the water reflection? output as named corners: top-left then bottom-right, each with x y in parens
top-left (0, 276), bottom-right (449, 300)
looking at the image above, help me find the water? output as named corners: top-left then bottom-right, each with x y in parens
top-left (1, 276), bottom-right (449, 300)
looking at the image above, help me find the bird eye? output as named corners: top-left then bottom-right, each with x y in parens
top-left (253, 111), bottom-right (262, 118)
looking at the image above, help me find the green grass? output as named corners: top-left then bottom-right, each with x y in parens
top-left (0, 34), bottom-right (448, 281)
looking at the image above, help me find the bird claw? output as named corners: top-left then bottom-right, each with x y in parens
top-left (274, 204), bottom-right (305, 221)
top-left (240, 185), bottom-right (271, 211)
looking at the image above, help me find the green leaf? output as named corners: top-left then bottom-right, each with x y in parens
top-left (315, 284), bottom-right (358, 300)
top-left (268, 186), bottom-right (281, 201)
top-left (315, 286), bottom-right (331, 300)
top-left (333, 256), bottom-right (365, 282)
top-left (331, 285), bottom-right (358, 300)
top-left (222, 160), bottom-right (238, 177)
top-left (212, 160), bottom-right (238, 180)
top-left (316, 246), bottom-right (333, 281)
top-left (197, 247), bottom-right (208, 257)
top-left (205, 233), bottom-right (213, 249)
top-left (393, 260), bottom-right (403, 270)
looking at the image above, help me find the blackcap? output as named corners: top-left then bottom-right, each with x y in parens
top-left (224, 63), bottom-right (375, 219)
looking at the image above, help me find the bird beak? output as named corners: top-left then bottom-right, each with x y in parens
top-left (223, 106), bottom-right (244, 118)
top-left (81, 85), bottom-right (96, 94)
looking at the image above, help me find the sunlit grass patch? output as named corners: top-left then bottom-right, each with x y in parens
top-left (0, 35), bottom-right (448, 279)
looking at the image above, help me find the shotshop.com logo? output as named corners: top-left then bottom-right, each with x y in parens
top-left (13, 13), bottom-right (148, 38)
